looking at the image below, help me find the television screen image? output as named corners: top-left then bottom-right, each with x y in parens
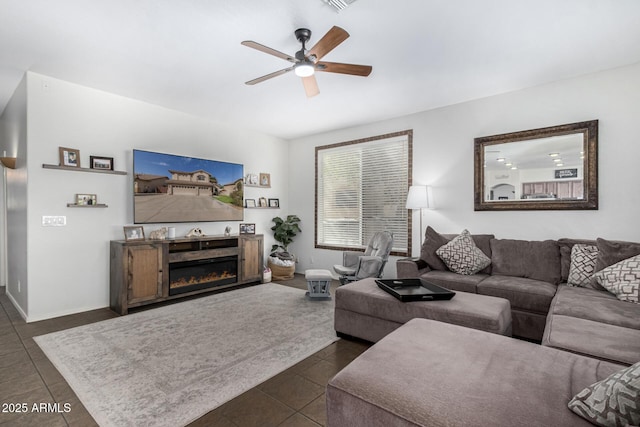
top-left (133, 149), bottom-right (244, 223)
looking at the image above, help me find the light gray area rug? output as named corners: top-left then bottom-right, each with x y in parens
top-left (34, 283), bottom-right (338, 427)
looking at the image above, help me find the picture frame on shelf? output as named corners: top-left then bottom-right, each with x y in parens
top-left (76, 193), bottom-right (97, 206)
top-left (259, 173), bottom-right (271, 187)
top-left (259, 197), bottom-right (268, 207)
top-left (239, 223), bottom-right (255, 234)
top-left (245, 199), bottom-right (256, 208)
top-left (59, 147), bottom-right (81, 168)
top-left (90, 155), bottom-right (114, 171)
top-left (123, 225), bottom-right (145, 241)
top-left (245, 173), bottom-right (258, 185)
top-left (268, 198), bottom-right (279, 208)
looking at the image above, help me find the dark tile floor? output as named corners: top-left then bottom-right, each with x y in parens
top-left (0, 275), bottom-right (369, 426)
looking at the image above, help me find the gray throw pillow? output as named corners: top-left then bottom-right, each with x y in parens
top-left (595, 238), bottom-right (640, 272)
top-left (567, 244), bottom-right (599, 287)
top-left (419, 226), bottom-right (450, 271)
top-left (593, 254), bottom-right (640, 304)
top-left (568, 360), bottom-right (640, 427)
top-left (436, 230), bottom-right (491, 275)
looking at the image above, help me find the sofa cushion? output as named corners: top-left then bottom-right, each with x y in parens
top-left (594, 254), bottom-right (640, 304)
top-left (420, 270), bottom-right (489, 294)
top-left (478, 274), bottom-right (557, 314)
top-left (569, 360), bottom-right (640, 427)
top-left (567, 244), bottom-right (599, 287)
top-left (595, 237), bottom-right (640, 272)
top-left (550, 285), bottom-right (639, 330)
top-left (543, 314), bottom-right (640, 366)
top-left (490, 238), bottom-right (562, 285)
top-left (436, 229), bottom-right (491, 275)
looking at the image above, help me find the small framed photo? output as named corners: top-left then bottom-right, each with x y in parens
top-left (59, 147), bottom-right (81, 168)
top-left (76, 193), bottom-right (97, 206)
top-left (245, 199), bottom-right (256, 208)
top-left (245, 173), bottom-right (258, 185)
top-left (268, 198), bottom-right (279, 208)
top-left (123, 226), bottom-right (145, 241)
top-left (259, 173), bottom-right (271, 187)
top-left (259, 197), bottom-right (268, 207)
top-left (239, 223), bottom-right (255, 234)
top-left (90, 156), bottom-right (114, 171)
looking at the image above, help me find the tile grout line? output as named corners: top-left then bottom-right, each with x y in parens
top-left (0, 288), bottom-right (72, 427)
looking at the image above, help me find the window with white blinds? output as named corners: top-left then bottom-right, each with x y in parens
top-left (315, 130), bottom-right (412, 256)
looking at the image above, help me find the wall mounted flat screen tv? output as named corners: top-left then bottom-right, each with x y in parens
top-left (133, 149), bottom-right (244, 224)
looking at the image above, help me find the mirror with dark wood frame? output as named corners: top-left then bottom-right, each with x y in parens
top-left (474, 120), bottom-right (598, 211)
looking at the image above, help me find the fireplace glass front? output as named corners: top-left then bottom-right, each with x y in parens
top-left (169, 256), bottom-right (238, 295)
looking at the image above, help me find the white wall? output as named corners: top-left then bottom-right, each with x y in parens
top-left (0, 75), bottom-right (28, 317)
top-left (289, 62), bottom-right (640, 277)
top-left (12, 72), bottom-right (288, 322)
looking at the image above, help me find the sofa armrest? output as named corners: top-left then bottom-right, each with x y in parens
top-left (396, 258), bottom-right (430, 278)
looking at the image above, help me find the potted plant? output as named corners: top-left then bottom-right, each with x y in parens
top-left (268, 215), bottom-right (301, 280)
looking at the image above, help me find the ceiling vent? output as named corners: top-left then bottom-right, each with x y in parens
top-left (323, 0), bottom-right (358, 12)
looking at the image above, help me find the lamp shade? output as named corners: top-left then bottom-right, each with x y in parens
top-left (406, 185), bottom-right (430, 209)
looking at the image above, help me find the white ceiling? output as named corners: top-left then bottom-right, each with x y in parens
top-left (1, 0), bottom-right (640, 140)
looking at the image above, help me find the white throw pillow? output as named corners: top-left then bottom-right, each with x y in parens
top-left (567, 244), bottom-right (598, 287)
top-left (593, 254), bottom-right (640, 303)
top-left (436, 229), bottom-right (491, 275)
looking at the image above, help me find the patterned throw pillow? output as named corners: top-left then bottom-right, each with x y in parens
top-left (436, 229), bottom-right (491, 275)
top-left (593, 254), bottom-right (640, 303)
top-left (568, 360), bottom-right (640, 427)
top-left (567, 244), bottom-right (599, 287)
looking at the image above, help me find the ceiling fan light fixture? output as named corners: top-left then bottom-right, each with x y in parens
top-left (294, 62), bottom-right (315, 77)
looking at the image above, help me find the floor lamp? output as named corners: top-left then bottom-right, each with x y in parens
top-left (406, 185), bottom-right (431, 254)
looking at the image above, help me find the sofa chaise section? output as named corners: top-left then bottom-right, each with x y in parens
top-left (327, 318), bottom-right (625, 427)
top-left (543, 284), bottom-right (640, 365)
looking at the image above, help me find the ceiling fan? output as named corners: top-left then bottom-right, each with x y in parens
top-left (241, 26), bottom-right (372, 97)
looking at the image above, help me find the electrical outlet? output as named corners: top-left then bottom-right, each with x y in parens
top-left (309, 256), bottom-right (314, 264)
top-left (18, 280), bottom-right (21, 292)
top-left (42, 216), bottom-right (66, 226)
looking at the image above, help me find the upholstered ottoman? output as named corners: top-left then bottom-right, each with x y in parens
top-left (334, 277), bottom-right (511, 342)
top-left (326, 318), bottom-right (624, 427)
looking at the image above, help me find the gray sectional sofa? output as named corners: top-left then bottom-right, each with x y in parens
top-left (396, 227), bottom-right (640, 365)
top-left (326, 230), bottom-right (640, 426)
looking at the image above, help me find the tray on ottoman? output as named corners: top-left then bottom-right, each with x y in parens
top-left (376, 278), bottom-right (455, 302)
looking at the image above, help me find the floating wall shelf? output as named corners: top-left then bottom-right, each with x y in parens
top-left (43, 163), bottom-right (127, 175)
top-left (67, 203), bottom-right (108, 208)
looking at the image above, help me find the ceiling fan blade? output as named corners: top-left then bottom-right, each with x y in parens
top-left (316, 61), bottom-right (372, 77)
top-left (245, 67), bottom-right (294, 85)
top-left (241, 41), bottom-right (296, 63)
top-left (302, 75), bottom-right (320, 98)
top-left (308, 26), bottom-right (349, 61)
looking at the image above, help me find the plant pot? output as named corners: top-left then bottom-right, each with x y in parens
top-left (268, 260), bottom-right (295, 281)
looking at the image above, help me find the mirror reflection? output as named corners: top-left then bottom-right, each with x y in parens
top-left (484, 133), bottom-right (584, 202)
top-left (474, 120), bottom-right (598, 211)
